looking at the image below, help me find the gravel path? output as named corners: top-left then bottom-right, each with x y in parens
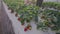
top-left (0, 1), bottom-right (15, 34)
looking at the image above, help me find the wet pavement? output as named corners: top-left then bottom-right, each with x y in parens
top-left (0, 0), bottom-right (15, 34)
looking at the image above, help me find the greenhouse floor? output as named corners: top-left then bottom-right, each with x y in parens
top-left (0, 1), bottom-right (15, 34)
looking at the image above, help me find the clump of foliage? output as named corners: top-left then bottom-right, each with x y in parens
top-left (37, 9), bottom-right (60, 32)
top-left (42, 2), bottom-right (60, 10)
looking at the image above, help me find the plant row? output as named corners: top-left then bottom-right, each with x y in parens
top-left (4, 0), bottom-right (60, 32)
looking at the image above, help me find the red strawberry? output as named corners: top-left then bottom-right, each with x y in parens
top-left (18, 18), bottom-right (20, 21)
top-left (28, 27), bottom-right (32, 30)
top-left (26, 25), bottom-right (32, 30)
top-left (27, 26), bottom-right (30, 29)
top-left (24, 27), bottom-right (28, 32)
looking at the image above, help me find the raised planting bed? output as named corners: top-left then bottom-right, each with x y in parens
top-left (3, 0), bottom-right (60, 34)
top-left (3, 2), bottom-right (56, 34)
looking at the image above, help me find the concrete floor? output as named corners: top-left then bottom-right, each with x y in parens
top-left (0, 0), bottom-right (15, 34)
